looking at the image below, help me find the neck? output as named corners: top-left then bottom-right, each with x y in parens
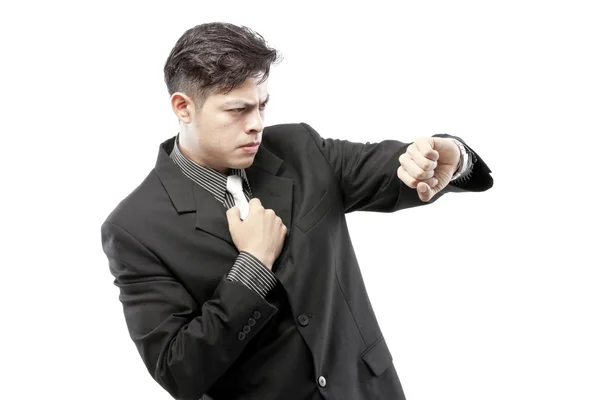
top-left (177, 133), bottom-right (229, 175)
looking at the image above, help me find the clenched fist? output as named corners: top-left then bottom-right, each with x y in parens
top-left (226, 198), bottom-right (287, 270)
top-left (397, 137), bottom-right (461, 202)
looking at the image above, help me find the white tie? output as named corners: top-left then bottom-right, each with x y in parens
top-left (226, 174), bottom-right (249, 220)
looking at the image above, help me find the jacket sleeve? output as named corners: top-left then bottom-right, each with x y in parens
top-left (301, 122), bottom-right (493, 213)
top-left (101, 221), bottom-right (278, 400)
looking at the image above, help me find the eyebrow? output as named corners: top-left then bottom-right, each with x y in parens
top-left (222, 94), bottom-right (270, 108)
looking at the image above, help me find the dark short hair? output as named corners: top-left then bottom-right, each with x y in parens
top-left (164, 22), bottom-right (281, 106)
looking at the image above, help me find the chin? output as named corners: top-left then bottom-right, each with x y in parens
top-left (232, 158), bottom-right (255, 169)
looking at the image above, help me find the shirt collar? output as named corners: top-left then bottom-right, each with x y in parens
top-left (169, 134), bottom-right (252, 203)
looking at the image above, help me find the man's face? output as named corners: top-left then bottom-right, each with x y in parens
top-left (186, 77), bottom-right (269, 174)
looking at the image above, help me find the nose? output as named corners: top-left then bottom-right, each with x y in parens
top-left (245, 108), bottom-right (264, 134)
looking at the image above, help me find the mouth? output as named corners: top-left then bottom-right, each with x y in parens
top-left (240, 142), bottom-right (261, 148)
top-left (239, 142), bottom-right (260, 154)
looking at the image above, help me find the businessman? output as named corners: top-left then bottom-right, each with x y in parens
top-left (101, 22), bottom-right (493, 400)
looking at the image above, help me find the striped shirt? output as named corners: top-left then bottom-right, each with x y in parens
top-left (170, 136), bottom-right (277, 298)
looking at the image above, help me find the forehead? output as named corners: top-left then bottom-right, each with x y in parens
top-left (215, 77), bottom-right (269, 102)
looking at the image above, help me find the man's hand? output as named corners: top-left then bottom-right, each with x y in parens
top-left (397, 137), bottom-right (461, 202)
top-left (226, 198), bottom-right (287, 270)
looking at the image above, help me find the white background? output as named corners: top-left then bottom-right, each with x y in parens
top-left (1, 1), bottom-right (599, 399)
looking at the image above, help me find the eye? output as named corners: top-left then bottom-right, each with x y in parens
top-left (259, 102), bottom-right (268, 110)
top-left (229, 108), bottom-right (245, 113)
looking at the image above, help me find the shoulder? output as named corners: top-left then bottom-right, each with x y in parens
top-left (264, 122), bottom-right (307, 136)
top-left (101, 169), bottom-right (165, 229)
top-left (262, 122), bottom-right (323, 147)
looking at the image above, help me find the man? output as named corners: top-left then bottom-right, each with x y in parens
top-left (101, 22), bottom-right (493, 400)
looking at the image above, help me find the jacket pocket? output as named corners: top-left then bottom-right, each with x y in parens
top-left (360, 337), bottom-right (394, 376)
top-left (296, 191), bottom-right (331, 233)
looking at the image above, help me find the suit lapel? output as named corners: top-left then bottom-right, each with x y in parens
top-left (155, 136), bottom-right (294, 247)
top-left (245, 167), bottom-right (293, 234)
top-left (192, 183), bottom-right (234, 243)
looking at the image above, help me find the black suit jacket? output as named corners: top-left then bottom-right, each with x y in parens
top-left (101, 123), bottom-right (493, 400)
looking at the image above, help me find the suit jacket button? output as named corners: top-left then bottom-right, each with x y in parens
top-left (243, 325), bottom-right (251, 334)
top-left (248, 318), bottom-right (256, 326)
top-left (318, 376), bottom-right (327, 387)
top-left (252, 311), bottom-right (261, 319)
top-left (238, 332), bottom-right (246, 340)
top-left (298, 314), bottom-right (310, 326)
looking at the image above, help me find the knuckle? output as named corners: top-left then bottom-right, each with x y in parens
top-left (397, 166), bottom-right (407, 179)
top-left (419, 170), bottom-right (433, 179)
top-left (404, 177), bottom-right (418, 188)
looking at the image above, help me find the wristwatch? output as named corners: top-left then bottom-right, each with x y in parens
top-left (451, 139), bottom-right (469, 181)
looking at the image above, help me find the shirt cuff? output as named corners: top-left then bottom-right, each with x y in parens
top-left (226, 251), bottom-right (277, 298)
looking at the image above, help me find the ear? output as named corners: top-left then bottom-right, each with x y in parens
top-left (170, 92), bottom-right (196, 123)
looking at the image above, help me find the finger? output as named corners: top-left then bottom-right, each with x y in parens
top-left (414, 138), bottom-right (439, 162)
top-left (417, 179), bottom-right (442, 202)
top-left (422, 176), bottom-right (439, 188)
top-left (417, 182), bottom-right (434, 202)
top-left (248, 198), bottom-right (262, 211)
top-left (407, 146), bottom-right (438, 171)
top-left (398, 165), bottom-right (438, 191)
top-left (400, 157), bottom-right (435, 181)
top-left (226, 206), bottom-right (241, 224)
top-left (397, 165), bottom-right (419, 188)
